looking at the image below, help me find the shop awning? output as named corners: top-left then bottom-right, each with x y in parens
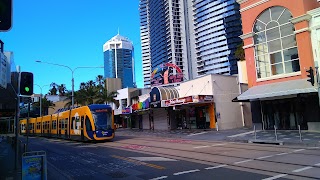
top-left (234, 78), bottom-right (318, 101)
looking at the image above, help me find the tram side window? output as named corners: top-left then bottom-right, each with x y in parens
top-left (65, 118), bottom-right (68, 129)
top-left (71, 117), bottom-right (75, 129)
top-left (85, 116), bottom-right (92, 131)
top-left (59, 120), bottom-right (62, 129)
top-left (52, 120), bottom-right (56, 130)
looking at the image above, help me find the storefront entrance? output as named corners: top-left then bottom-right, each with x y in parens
top-left (260, 95), bottom-right (320, 130)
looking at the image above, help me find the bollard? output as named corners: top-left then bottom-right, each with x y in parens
top-left (274, 125), bottom-right (278, 141)
top-left (24, 144), bottom-right (27, 153)
top-left (298, 125), bottom-right (302, 142)
top-left (254, 125), bottom-right (257, 140)
top-left (216, 123), bottom-right (219, 131)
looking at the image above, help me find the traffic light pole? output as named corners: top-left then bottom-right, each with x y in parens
top-left (14, 70), bottom-right (20, 170)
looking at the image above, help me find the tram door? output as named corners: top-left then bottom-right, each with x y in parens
top-left (58, 119), bottom-right (62, 138)
top-left (81, 116), bottom-right (84, 141)
top-left (65, 118), bottom-right (68, 139)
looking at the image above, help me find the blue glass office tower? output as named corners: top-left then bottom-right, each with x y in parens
top-left (103, 34), bottom-right (135, 88)
top-left (193, 0), bottom-right (242, 75)
top-left (148, 0), bottom-right (190, 80)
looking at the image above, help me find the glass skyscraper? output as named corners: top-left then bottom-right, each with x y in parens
top-left (193, 0), bottom-right (242, 75)
top-left (139, 0), bottom-right (243, 80)
top-left (139, 0), bottom-right (152, 88)
top-left (103, 34), bottom-right (135, 88)
top-left (148, 0), bottom-right (190, 81)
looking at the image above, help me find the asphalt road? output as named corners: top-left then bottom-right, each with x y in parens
top-left (23, 134), bottom-right (320, 180)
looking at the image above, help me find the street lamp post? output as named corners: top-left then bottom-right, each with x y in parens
top-left (34, 84), bottom-right (50, 116)
top-left (35, 61), bottom-right (103, 108)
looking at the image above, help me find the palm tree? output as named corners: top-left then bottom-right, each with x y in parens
top-left (48, 82), bottom-right (58, 95)
top-left (96, 75), bottom-right (105, 89)
top-left (95, 88), bottom-right (119, 106)
top-left (57, 84), bottom-right (67, 96)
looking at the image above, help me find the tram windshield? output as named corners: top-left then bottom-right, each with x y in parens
top-left (91, 109), bottom-right (112, 131)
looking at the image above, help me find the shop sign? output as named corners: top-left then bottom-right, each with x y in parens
top-left (151, 63), bottom-right (184, 86)
top-left (114, 109), bottom-right (122, 115)
top-left (132, 100), bottom-right (149, 111)
top-left (165, 96), bottom-right (193, 106)
top-left (122, 107), bottom-right (131, 114)
top-left (150, 87), bottom-right (162, 108)
top-left (22, 151), bottom-right (47, 180)
top-left (199, 95), bottom-right (213, 102)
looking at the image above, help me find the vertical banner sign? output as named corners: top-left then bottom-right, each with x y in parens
top-left (22, 151), bottom-right (47, 180)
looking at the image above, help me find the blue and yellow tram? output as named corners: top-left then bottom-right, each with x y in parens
top-left (20, 104), bottom-right (115, 141)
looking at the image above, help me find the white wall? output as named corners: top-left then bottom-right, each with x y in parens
top-left (177, 74), bottom-right (214, 97)
top-left (212, 75), bottom-right (243, 130)
top-left (309, 8), bottom-right (320, 69)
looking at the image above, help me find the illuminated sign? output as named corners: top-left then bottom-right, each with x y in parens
top-left (151, 63), bottom-right (184, 86)
top-left (165, 96), bottom-right (193, 106)
top-left (132, 100), bottom-right (149, 111)
top-left (122, 107), bottom-right (131, 114)
top-left (95, 109), bottom-right (108, 113)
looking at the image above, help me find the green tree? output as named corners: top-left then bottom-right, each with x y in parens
top-left (57, 84), bottom-right (67, 96)
top-left (95, 88), bottom-right (118, 106)
top-left (48, 82), bottom-right (58, 95)
top-left (235, 42), bottom-right (245, 61)
top-left (32, 96), bottom-right (55, 116)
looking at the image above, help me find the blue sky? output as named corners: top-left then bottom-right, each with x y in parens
top-left (1, 0), bottom-right (143, 94)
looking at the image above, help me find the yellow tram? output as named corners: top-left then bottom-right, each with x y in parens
top-left (20, 104), bottom-right (115, 141)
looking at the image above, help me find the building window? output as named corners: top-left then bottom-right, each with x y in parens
top-left (253, 6), bottom-right (300, 79)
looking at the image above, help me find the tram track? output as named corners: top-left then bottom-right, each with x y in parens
top-left (115, 136), bottom-right (320, 156)
top-left (94, 139), bottom-right (320, 179)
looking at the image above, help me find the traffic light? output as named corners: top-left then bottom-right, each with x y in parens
top-left (20, 72), bottom-right (33, 96)
top-left (306, 67), bottom-right (315, 86)
top-left (0, 0), bottom-right (12, 31)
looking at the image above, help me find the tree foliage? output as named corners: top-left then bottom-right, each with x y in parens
top-left (62, 75), bottom-right (118, 108)
top-left (235, 42), bottom-right (245, 61)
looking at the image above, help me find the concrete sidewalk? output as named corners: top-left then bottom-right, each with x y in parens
top-left (0, 136), bottom-right (22, 180)
top-left (115, 128), bottom-right (320, 147)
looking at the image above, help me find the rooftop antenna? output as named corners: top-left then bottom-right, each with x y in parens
top-left (117, 27), bottom-right (120, 35)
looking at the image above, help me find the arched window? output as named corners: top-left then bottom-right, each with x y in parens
top-left (253, 6), bottom-right (300, 79)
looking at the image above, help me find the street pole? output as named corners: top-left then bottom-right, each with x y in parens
top-left (14, 67), bottom-right (20, 170)
top-left (35, 60), bottom-right (103, 109)
top-left (315, 62), bottom-right (320, 107)
top-left (40, 93), bottom-right (42, 117)
top-left (72, 76), bottom-right (74, 108)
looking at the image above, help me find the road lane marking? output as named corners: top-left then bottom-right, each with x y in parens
top-left (173, 169), bottom-right (200, 175)
top-left (234, 159), bottom-right (253, 164)
top-left (256, 155), bottom-right (274, 159)
top-left (211, 143), bottom-right (227, 147)
top-left (275, 152), bottom-right (288, 156)
top-left (262, 174), bottom-right (287, 180)
top-left (187, 132), bottom-right (207, 136)
top-left (292, 166), bottom-right (313, 172)
top-left (315, 163), bottom-right (320, 166)
top-left (111, 155), bottom-right (165, 170)
top-left (149, 176), bottom-right (168, 180)
top-left (205, 164), bottom-right (228, 170)
top-left (193, 145), bottom-right (210, 149)
top-left (227, 130), bottom-right (260, 138)
top-left (129, 157), bottom-right (177, 161)
top-left (293, 149), bottom-right (305, 152)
